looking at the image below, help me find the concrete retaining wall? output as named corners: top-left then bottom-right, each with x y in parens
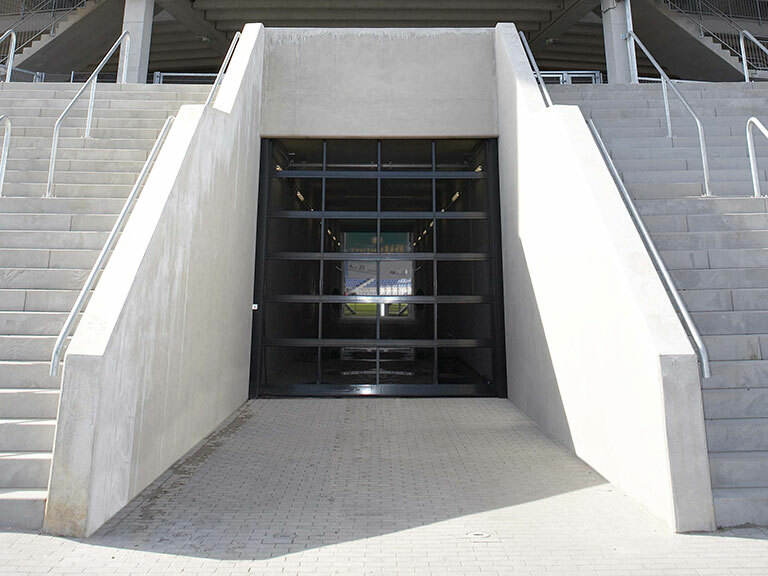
top-left (494, 23), bottom-right (716, 532)
top-left (44, 23), bottom-right (266, 538)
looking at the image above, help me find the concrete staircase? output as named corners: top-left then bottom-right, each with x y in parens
top-left (0, 81), bottom-right (207, 531)
top-left (551, 81), bottom-right (768, 528)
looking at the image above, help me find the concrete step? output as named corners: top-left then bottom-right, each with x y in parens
top-left (0, 289), bottom-right (81, 312)
top-left (681, 288), bottom-right (732, 312)
top-left (629, 181), bottom-right (757, 198)
top-left (6, 170), bottom-right (137, 185)
top-left (0, 197), bottom-right (124, 213)
top-left (0, 268), bottom-right (89, 290)
top-left (0, 335), bottom-right (58, 361)
top-left (10, 147), bottom-right (148, 161)
top-left (0, 98), bottom-right (188, 111)
top-left (623, 169), bottom-right (765, 185)
top-left (636, 197), bottom-right (768, 215)
top-left (0, 419), bottom-right (56, 450)
top-left (0, 312), bottom-right (68, 336)
top-left (7, 136), bottom-right (157, 150)
top-left (10, 107), bottom-right (179, 120)
top-left (713, 487), bottom-right (768, 527)
top-left (5, 116), bottom-right (168, 130)
top-left (11, 126), bottom-right (161, 140)
top-left (706, 360), bottom-right (768, 389)
top-left (707, 418), bottom-right (768, 451)
top-left (0, 488), bottom-right (45, 531)
top-left (0, 249), bottom-right (99, 269)
top-left (0, 452), bottom-right (51, 489)
top-left (6, 157), bottom-right (145, 173)
top-left (704, 388), bottom-right (768, 418)
top-left (672, 268), bottom-right (768, 290)
top-left (654, 230), bottom-right (768, 250)
top-left (0, 361), bottom-right (60, 389)
top-left (0, 231), bottom-right (110, 255)
top-left (0, 389), bottom-right (59, 418)
top-left (611, 146), bottom-right (758, 160)
top-left (2, 182), bottom-right (132, 198)
top-left (663, 249), bottom-right (768, 270)
top-left (692, 311), bottom-right (768, 335)
top-left (0, 213), bottom-right (116, 231)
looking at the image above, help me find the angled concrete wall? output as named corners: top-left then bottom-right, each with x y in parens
top-left (44, 23), bottom-right (266, 538)
top-left (495, 23), bottom-right (715, 532)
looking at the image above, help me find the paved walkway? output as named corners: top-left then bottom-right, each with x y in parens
top-left (2, 398), bottom-right (768, 575)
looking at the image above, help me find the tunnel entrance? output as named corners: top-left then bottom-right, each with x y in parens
top-left (250, 139), bottom-right (506, 397)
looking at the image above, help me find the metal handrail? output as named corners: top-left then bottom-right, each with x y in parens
top-left (739, 30), bottom-right (768, 81)
top-left (746, 117), bottom-right (768, 197)
top-left (629, 31), bottom-right (713, 197)
top-left (205, 31), bottom-right (241, 106)
top-left (0, 29), bottom-right (15, 82)
top-left (50, 115), bottom-right (175, 376)
top-left (0, 115), bottom-right (10, 196)
top-left (46, 30), bottom-right (130, 197)
top-left (518, 30), bottom-right (553, 107)
top-left (587, 119), bottom-right (711, 379)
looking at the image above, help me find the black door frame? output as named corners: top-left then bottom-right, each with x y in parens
top-left (249, 138), bottom-right (506, 398)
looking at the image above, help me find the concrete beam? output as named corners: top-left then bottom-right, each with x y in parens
top-left (529, 0), bottom-right (601, 51)
top-left (155, 0), bottom-right (229, 56)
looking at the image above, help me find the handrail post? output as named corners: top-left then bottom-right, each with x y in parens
top-left (740, 30), bottom-right (751, 81)
top-left (746, 117), bottom-right (768, 198)
top-left (626, 0), bottom-right (639, 83)
top-left (85, 75), bottom-right (96, 138)
top-left (205, 31), bottom-right (241, 106)
top-left (587, 119), bottom-right (711, 379)
top-left (50, 115), bottom-right (175, 377)
top-left (0, 29), bottom-right (16, 83)
top-left (0, 116), bottom-right (11, 197)
top-left (46, 30), bottom-right (130, 196)
top-left (661, 77), bottom-right (673, 137)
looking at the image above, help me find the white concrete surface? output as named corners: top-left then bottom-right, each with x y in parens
top-left (495, 23), bottom-right (715, 532)
top-left (43, 24), bottom-right (266, 537)
top-left (118, 0), bottom-right (154, 83)
top-left (3, 399), bottom-right (768, 576)
top-left (601, 0), bottom-right (633, 84)
top-left (261, 27), bottom-right (498, 138)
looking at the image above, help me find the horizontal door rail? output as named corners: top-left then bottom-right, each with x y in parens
top-left (205, 31), bottom-right (240, 106)
top-left (46, 30), bottom-right (130, 197)
top-left (588, 119), bottom-right (711, 379)
top-left (629, 31), bottom-right (712, 197)
top-left (518, 30), bottom-right (553, 107)
top-left (740, 29), bottom-right (768, 81)
top-left (746, 116), bottom-right (768, 197)
top-left (0, 114), bottom-right (10, 196)
top-left (50, 115), bottom-right (174, 376)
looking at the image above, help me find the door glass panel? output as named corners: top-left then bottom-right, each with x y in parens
top-left (379, 260), bottom-right (433, 296)
top-left (326, 179), bottom-right (377, 212)
top-left (381, 140), bottom-right (432, 171)
top-left (381, 219), bottom-right (434, 253)
top-left (435, 140), bottom-right (486, 172)
top-left (437, 261), bottom-right (489, 296)
top-left (269, 178), bottom-right (322, 212)
top-left (438, 347), bottom-right (492, 384)
top-left (326, 139), bottom-right (377, 171)
top-left (436, 179), bottom-right (487, 212)
top-left (265, 348), bottom-right (317, 386)
top-left (437, 303), bottom-right (491, 341)
top-left (272, 139), bottom-right (323, 172)
top-left (381, 179), bottom-right (432, 211)
top-left (267, 218), bottom-right (321, 253)
top-left (436, 219), bottom-right (488, 253)
top-left (322, 303), bottom-right (376, 340)
top-left (380, 303), bottom-right (434, 340)
top-left (321, 347), bottom-right (376, 385)
top-left (264, 303), bottom-right (319, 340)
top-left (379, 347), bottom-right (434, 385)
top-left (323, 260), bottom-right (378, 296)
top-left (266, 260), bottom-right (320, 295)
top-left (324, 219), bottom-right (378, 253)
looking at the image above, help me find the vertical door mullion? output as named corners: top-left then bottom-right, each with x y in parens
top-left (317, 140), bottom-right (327, 386)
top-left (432, 140), bottom-right (438, 386)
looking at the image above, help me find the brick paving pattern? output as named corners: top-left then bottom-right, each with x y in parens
top-left (2, 398), bottom-right (768, 575)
